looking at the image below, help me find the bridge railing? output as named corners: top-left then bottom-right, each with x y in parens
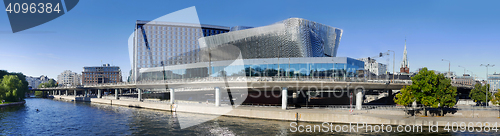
top-left (39, 77), bottom-right (413, 89)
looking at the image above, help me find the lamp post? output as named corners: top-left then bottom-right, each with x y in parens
top-left (161, 61), bottom-right (166, 81)
top-left (388, 50), bottom-right (395, 82)
top-left (263, 60), bottom-right (268, 77)
top-left (458, 65), bottom-right (466, 75)
top-left (277, 44), bottom-right (281, 78)
top-left (442, 59), bottom-right (451, 77)
top-left (480, 64), bottom-right (495, 106)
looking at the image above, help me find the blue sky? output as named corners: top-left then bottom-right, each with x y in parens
top-left (1, 0), bottom-right (499, 80)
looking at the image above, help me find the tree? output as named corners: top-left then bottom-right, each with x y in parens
top-left (1, 75), bottom-right (24, 102)
top-left (38, 79), bottom-right (57, 88)
top-left (394, 86), bottom-right (415, 106)
top-left (491, 90), bottom-right (500, 106)
top-left (470, 84), bottom-right (493, 106)
top-left (394, 67), bottom-right (457, 116)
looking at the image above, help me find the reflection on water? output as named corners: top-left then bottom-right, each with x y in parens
top-left (0, 98), bottom-right (498, 135)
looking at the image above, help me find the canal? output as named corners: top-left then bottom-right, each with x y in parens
top-left (0, 98), bottom-right (497, 135)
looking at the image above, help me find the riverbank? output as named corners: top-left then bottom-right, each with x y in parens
top-left (0, 101), bottom-right (26, 107)
top-left (51, 95), bottom-right (500, 127)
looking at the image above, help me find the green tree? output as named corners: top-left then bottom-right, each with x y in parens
top-left (38, 79), bottom-right (57, 88)
top-left (470, 84), bottom-right (492, 106)
top-left (1, 75), bottom-right (24, 102)
top-left (394, 86), bottom-right (415, 106)
top-left (394, 67), bottom-right (457, 116)
top-left (491, 90), bottom-right (500, 106)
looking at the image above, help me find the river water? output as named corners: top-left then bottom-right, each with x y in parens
top-left (0, 98), bottom-right (497, 135)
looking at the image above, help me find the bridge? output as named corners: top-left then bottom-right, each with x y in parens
top-left (32, 77), bottom-right (476, 110)
top-left (32, 77), bottom-right (475, 110)
top-left (31, 77), bottom-right (415, 110)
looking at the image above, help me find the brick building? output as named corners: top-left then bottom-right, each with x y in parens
top-left (82, 64), bottom-right (122, 85)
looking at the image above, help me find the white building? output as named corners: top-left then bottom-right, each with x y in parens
top-left (57, 70), bottom-right (81, 87)
top-left (26, 75), bottom-right (50, 89)
top-left (358, 58), bottom-right (387, 76)
top-left (488, 73), bottom-right (500, 92)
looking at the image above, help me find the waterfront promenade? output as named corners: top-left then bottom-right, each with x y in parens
top-left (51, 95), bottom-right (500, 127)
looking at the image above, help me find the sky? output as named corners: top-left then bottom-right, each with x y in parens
top-left (1, 0), bottom-right (499, 80)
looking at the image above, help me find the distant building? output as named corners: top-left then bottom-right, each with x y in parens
top-left (57, 70), bottom-right (81, 87)
top-left (358, 58), bottom-right (387, 76)
top-left (400, 39), bottom-right (410, 74)
top-left (454, 74), bottom-right (475, 86)
top-left (488, 73), bottom-right (500, 92)
top-left (82, 64), bottom-right (122, 85)
top-left (26, 75), bottom-right (50, 89)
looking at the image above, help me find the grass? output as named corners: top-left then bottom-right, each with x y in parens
top-left (0, 101), bottom-right (14, 104)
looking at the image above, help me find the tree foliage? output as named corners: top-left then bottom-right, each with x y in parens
top-left (0, 75), bottom-right (25, 102)
top-left (491, 90), bottom-right (500, 106)
top-left (394, 67), bottom-right (457, 108)
top-left (470, 83), bottom-right (493, 105)
top-left (38, 79), bottom-right (57, 88)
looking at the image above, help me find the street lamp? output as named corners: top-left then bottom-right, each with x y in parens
top-left (480, 64), bottom-right (495, 106)
top-left (442, 59), bottom-right (451, 77)
top-left (388, 50), bottom-right (395, 82)
top-left (458, 65), bottom-right (466, 75)
top-left (161, 61), bottom-right (166, 81)
top-left (263, 60), bottom-right (268, 77)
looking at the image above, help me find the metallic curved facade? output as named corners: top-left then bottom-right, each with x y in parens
top-left (199, 18), bottom-right (342, 61)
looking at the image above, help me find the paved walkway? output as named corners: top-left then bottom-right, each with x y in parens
top-left (51, 95), bottom-right (500, 127)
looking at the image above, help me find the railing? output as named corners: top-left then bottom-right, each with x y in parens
top-left (39, 77), bottom-right (413, 89)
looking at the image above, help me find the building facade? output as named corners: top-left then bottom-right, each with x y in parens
top-left (358, 58), bottom-right (387, 76)
top-left (57, 70), bottom-right (82, 87)
top-left (488, 73), bottom-right (500, 92)
top-left (454, 75), bottom-right (475, 86)
top-left (26, 75), bottom-right (50, 89)
top-left (82, 64), bottom-right (122, 85)
top-left (132, 20), bottom-right (230, 81)
top-left (137, 18), bottom-right (364, 81)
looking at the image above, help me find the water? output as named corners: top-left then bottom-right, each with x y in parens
top-left (0, 99), bottom-right (497, 135)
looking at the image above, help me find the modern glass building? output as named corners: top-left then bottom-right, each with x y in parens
top-left (137, 18), bottom-right (364, 81)
top-left (132, 20), bottom-right (230, 81)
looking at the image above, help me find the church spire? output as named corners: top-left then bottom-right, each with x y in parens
top-left (400, 37), bottom-right (410, 73)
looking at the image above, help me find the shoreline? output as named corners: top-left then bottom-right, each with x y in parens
top-left (0, 101), bottom-right (26, 107)
top-left (50, 95), bottom-right (500, 127)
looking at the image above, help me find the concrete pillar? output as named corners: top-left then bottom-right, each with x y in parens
top-left (170, 88), bottom-right (175, 104)
top-left (58, 90), bottom-right (61, 95)
top-left (356, 89), bottom-right (363, 110)
top-left (138, 88), bottom-right (142, 101)
top-left (119, 89), bottom-right (123, 94)
top-left (282, 87), bottom-right (288, 110)
top-left (65, 90), bottom-right (68, 96)
top-left (74, 90), bottom-right (77, 96)
top-left (115, 89), bottom-right (119, 100)
top-left (98, 89), bottom-right (102, 98)
top-left (215, 87), bottom-right (220, 107)
top-left (85, 90), bottom-right (88, 97)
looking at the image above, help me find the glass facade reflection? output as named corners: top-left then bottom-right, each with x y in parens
top-left (138, 57), bottom-right (364, 81)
